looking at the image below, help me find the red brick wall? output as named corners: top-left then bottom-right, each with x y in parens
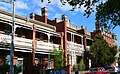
top-left (91, 30), bottom-right (101, 39)
top-left (91, 30), bottom-right (115, 47)
top-left (77, 29), bottom-right (85, 35)
top-left (47, 19), bottom-right (56, 26)
top-left (63, 21), bottom-right (68, 66)
top-left (56, 22), bottom-right (64, 32)
top-left (103, 35), bottom-right (114, 47)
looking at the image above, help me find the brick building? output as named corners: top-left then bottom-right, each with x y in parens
top-left (0, 7), bottom-right (93, 73)
top-left (91, 22), bottom-right (118, 47)
top-left (29, 7), bottom-right (92, 68)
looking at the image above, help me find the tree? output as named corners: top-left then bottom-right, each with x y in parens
top-left (109, 46), bottom-right (118, 63)
top-left (96, 0), bottom-right (120, 29)
top-left (51, 46), bottom-right (65, 68)
top-left (90, 34), bottom-right (117, 67)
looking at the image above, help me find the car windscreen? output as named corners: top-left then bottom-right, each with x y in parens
top-left (89, 68), bottom-right (98, 72)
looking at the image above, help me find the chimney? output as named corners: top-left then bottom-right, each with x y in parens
top-left (62, 14), bottom-right (67, 21)
top-left (30, 13), bottom-right (35, 20)
top-left (95, 22), bottom-right (100, 30)
top-left (41, 7), bottom-right (48, 23)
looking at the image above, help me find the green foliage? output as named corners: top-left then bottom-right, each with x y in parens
top-left (73, 64), bottom-right (78, 72)
top-left (0, 64), bottom-right (9, 74)
top-left (73, 59), bottom-right (85, 71)
top-left (0, 64), bottom-right (19, 74)
top-left (96, 0), bottom-right (120, 29)
top-left (90, 34), bottom-right (117, 67)
top-left (109, 46), bottom-right (118, 63)
top-left (51, 46), bottom-right (65, 68)
top-left (78, 59), bottom-right (85, 71)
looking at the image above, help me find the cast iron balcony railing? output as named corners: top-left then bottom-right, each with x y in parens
top-left (67, 41), bottom-right (84, 53)
top-left (0, 34), bottom-right (60, 52)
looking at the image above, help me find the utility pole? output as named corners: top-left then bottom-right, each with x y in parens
top-left (0, 0), bottom-right (15, 73)
top-left (10, 0), bottom-right (15, 74)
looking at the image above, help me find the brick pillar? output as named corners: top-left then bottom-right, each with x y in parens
top-left (66, 64), bottom-right (71, 74)
top-left (0, 56), bottom-right (5, 66)
top-left (34, 58), bottom-right (39, 65)
top-left (13, 57), bottom-right (18, 67)
top-left (63, 21), bottom-right (68, 66)
top-left (41, 7), bottom-right (48, 23)
top-left (83, 28), bottom-right (87, 70)
top-left (51, 59), bottom-right (54, 69)
top-left (42, 58), bottom-right (48, 69)
top-left (61, 32), bottom-right (64, 49)
top-left (23, 54), bottom-right (33, 74)
top-left (30, 13), bottom-right (35, 20)
top-left (32, 24), bottom-right (36, 66)
top-left (83, 35), bottom-right (86, 64)
top-left (95, 22), bottom-right (100, 30)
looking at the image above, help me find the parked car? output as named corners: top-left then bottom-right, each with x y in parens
top-left (116, 66), bottom-right (120, 73)
top-left (106, 66), bottom-right (119, 73)
top-left (43, 68), bottom-right (68, 74)
top-left (85, 67), bottom-right (109, 74)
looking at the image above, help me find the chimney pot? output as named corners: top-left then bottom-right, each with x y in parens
top-left (30, 13), bottom-right (35, 20)
top-left (62, 14), bottom-right (67, 21)
top-left (41, 7), bottom-right (48, 16)
top-left (41, 7), bottom-right (48, 23)
top-left (95, 22), bottom-right (100, 30)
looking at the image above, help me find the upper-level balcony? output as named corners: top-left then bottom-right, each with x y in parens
top-left (67, 41), bottom-right (84, 53)
top-left (0, 34), bottom-right (60, 54)
top-left (0, 9), bottom-right (61, 54)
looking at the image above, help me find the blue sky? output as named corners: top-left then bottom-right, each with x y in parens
top-left (0, 0), bottom-right (119, 46)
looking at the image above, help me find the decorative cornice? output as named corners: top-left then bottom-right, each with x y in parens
top-left (0, 9), bottom-right (55, 30)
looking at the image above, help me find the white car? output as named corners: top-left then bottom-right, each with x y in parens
top-left (106, 66), bottom-right (119, 72)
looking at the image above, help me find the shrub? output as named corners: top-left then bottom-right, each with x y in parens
top-left (78, 59), bottom-right (85, 71)
top-left (73, 64), bottom-right (78, 71)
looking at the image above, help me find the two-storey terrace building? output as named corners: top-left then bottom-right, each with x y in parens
top-left (0, 7), bottom-right (93, 73)
top-left (0, 8), bottom-right (62, 74)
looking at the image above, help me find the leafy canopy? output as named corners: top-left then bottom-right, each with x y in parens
top-left (90, 34), bottom-right (117, 67)
top-left (96, 0), bottom-right (120, 29)
top-left (51, 47), bottom-right (65, 68)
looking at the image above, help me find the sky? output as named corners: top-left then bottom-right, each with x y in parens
top-left (0, 0), bottom-right (120, 46)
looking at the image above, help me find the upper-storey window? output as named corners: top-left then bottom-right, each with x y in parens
top-left (0, 22), bottom-right (11, 35)
top-left (0, 23), bottom-right (4, 31)
top-left (15, 28), bottom-right (23, 37)
top-left (74, 35), bottom-right (82, 44)
top-left (67, 32), bottom-right (71, 41)
top-left (86, 39), bottom-right (92, 46)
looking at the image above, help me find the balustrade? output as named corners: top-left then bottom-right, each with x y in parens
top-left (0, 34), bottom-right (59, 52)
top-left (67, 41), bottom-right (84, 53)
